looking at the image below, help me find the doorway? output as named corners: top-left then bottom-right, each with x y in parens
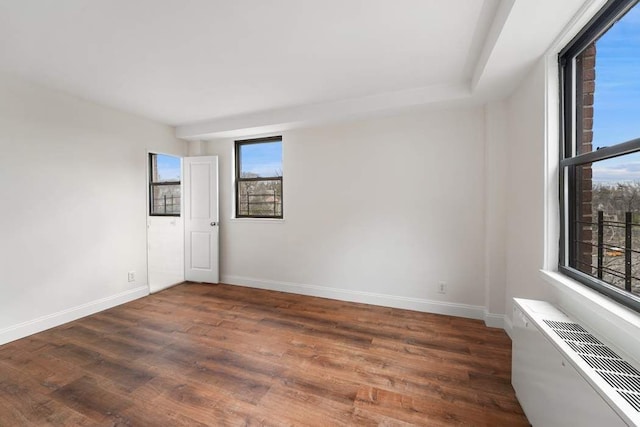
top-left (147, 152), bottom-right (184, 293)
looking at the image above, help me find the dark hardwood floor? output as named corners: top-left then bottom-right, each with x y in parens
top-left (0, 283), bottom-right (529, 426)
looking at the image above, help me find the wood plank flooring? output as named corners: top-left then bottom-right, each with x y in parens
top-left (0, 283), bottom-right (529, 426)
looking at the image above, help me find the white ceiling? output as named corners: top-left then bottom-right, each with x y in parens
top-left (0, 0), bottom-right (588, 139)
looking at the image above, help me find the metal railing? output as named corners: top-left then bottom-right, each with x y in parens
top-left (575, 210), bottom-right (640, 291)
top-left (152, 194), bottom-right (180, 215)
top-left (239, 190), bottom-right (280, 216)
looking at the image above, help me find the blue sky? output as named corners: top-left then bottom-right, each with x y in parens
top-left (592, 3), bottom-right (640, 183)
top-left (240, 141), bottom-right (282, 177)
top-left (156, 154), bottom-right (181, 181)
top-left (153, 142), bottom-right (282, 182)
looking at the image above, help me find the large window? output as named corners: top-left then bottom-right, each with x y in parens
top-left (560, 0), bottom-right (640, 312)
top-left (235, 136), bottom-right (283, 218)
top-left (149, 153), bottom-right (181, 216)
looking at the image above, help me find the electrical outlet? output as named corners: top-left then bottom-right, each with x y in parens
top-left (128, 271), bottom-right (135, 282)
top-left (438, 281), bottom-right (446, 294)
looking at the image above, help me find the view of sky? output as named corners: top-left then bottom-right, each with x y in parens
top-left (156, 154), bottom-right (181, 181)
top-left (591, 3), bottom-right (640, 183)
top-left (240, 141), bottom-right (282, 177)
top-left (153, 142), bottom-right (283, 183)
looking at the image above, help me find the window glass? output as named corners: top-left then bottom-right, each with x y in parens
top-left (237, 180), bottom-right (282, 217)
top-left (574, 154), bottom-right (640, 297)
top-left (560, 0), bottom-right (640, 311)
top-left (153, 154), bottom-right (181, 182)
top-left (149, 153), bottom-right (181, 216)
top-left (235, 137), bottom-right (283, 219)
top-left (151, 184), bottom-right (181, 215)
top-left (592, 5), bottom-right (640, 150)
top-left (239, 141), bottom-right (282, 178)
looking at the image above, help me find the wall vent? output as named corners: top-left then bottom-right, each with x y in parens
top-left (543, 319), bottom-right (640, 413)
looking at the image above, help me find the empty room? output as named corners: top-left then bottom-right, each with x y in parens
top-left (1, 0), bottom-right (639, 425)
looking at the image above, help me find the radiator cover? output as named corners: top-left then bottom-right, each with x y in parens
top-left (512, 298), bottom-right (639, 427)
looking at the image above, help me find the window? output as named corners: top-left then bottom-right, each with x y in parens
top-left (235, 136), bottom-right (283, 218)
top-left (559, 0), bottom-right (640, 312)
top-left (149, 153), bottom-right (181, 216)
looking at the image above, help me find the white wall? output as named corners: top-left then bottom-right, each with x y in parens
top-left (202, 106), bottom-right (491, 319)
top-left (0, 73), bottom-right (185, 344)
top-left (503, 60), bottom-right (555, 322)
top-left (484, 100), bottom-right (508, 323)
top-left (148, 215), bottom-right (184, 293)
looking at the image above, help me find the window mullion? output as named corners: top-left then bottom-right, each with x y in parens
top-left (560, 137), bottom-right (640, 167)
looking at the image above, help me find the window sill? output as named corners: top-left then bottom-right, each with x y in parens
top-left (539, 269), bottom-right (640, 364)
top-left (229, 217), bottom-right (285, 223)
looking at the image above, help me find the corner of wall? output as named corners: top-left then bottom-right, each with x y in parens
top-left (484, 100), bottom-right (509, 320)
top-left (0, 286), bottom-right (148, 346)
top-left (188, 140), bottom-right (204, 156)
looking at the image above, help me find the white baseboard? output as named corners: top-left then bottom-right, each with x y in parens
top-left (0, 286), bottom-right (149, 346)
top-left (222, 275), bottom-right (486, 321)
top-left (150, 280), bottom-right (185, 294)
top-left (484, 311), bottom-right (506, 329)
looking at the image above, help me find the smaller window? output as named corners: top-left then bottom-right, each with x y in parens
top-left (149, 153), bottom-right (181, 216)
top-left (235, 136), bottom-right (283, 218)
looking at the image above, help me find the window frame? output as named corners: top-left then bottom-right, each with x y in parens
top-left (559, 0), bottom-right (640, 313)
top-left (234, 136), bottom-right (283, 219)
top-left (148, 153), bottom-right (181, 217)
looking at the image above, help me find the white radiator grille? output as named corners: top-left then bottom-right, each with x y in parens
top-left (619, 391), bottom-right (640, 412)
top-left (543, 319), bottom-right (640, 413)
top-left (565, 340), bottom-right (620, 358)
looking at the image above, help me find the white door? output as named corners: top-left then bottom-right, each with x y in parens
top-left (184, 156), bottom-right (219, 283)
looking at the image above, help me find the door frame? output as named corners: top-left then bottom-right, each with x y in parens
top-left (146, 150), bottom-right (185, 294)
top-left (183, 155), bottom-right (220, 284)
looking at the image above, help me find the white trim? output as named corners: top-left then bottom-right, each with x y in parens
top-left (228, 218), bottom-right (285, 224)
top-left (150, 281), bottom-right (185, 294)
top-left (0, 286), bottom-right (148, 346)
top-left (544, 0), bottom-right (608, 58)
top-left (221, 275), bottom-right (485, 320)
top-left (540, 270), bottom-right (640, 365)
top-left (483, 311), bottom-right (505, 329)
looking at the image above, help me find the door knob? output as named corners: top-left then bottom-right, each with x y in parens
top-left (210, 222), bottom-right (217, 226)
